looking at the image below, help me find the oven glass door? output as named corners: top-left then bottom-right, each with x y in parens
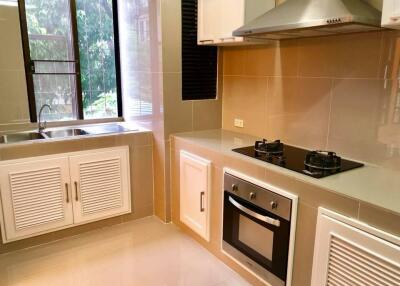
top-left (223, 191), bottom-right (291, 281)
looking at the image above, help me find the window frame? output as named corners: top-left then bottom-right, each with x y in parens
top-left (17, 0), bottom-right (123, 122)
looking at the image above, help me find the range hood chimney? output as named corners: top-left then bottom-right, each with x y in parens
top-left (233, 0), bottom-right (383, 40)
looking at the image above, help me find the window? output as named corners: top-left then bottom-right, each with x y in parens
top-left (19, 0), bottom-right (122, 122)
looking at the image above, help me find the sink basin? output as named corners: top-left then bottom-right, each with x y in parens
top-left (0, 124), bottom-right (134, 144)
top-left (45, 128), bottom-right (88, 138)
top-left (83, 124), bottom-right (132, 135)
top-left (0, 132), bottom-right (46, 144)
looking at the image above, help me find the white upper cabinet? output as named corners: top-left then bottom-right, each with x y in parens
top-left (180, 151), bottom-right (211, 241)
top-left (69, 148), bottom-right (131, 224)
top-left (197, 0), bottom-right (275, 45)
top-left (382, 0), bottom-right (400, 29)
top-left (0, 157), bottom-right (73, 242)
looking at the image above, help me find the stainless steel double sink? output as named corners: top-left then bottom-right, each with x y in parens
top-left (0, 124), bottom-right (132, 144)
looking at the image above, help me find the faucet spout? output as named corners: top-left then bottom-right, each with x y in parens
top-left (38, 104), bottom-right (52, 133)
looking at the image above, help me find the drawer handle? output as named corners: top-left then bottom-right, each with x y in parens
top-left (74, 181), bottom-right (79, 202)
top-left (200, 191), bottom-right (205, 212)
top-left (199, 39), bottom-right (213, 43)
top-left (65, 183), bottom-right (69, 203)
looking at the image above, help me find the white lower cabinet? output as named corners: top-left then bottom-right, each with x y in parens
top-left (311, 208), bottom-right (400, 286)
top-left (180, 151), bottom-right (211, 241)
top-left (69, 148), bottom-right (131, 224)
top-left (0, 157), bottom-right (74, 242)
top-left (0, 147), bottom-right (131, 243)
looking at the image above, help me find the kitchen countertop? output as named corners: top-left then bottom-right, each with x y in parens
top-left (0, 122), bottom-right (150, 148)
top-left (172, 129), bottom-right (400, 215)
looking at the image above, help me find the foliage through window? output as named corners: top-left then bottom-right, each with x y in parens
top-left (20, 0), bottom-right (121, 122)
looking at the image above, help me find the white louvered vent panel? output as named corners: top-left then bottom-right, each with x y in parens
top-left (79, 158), bottom-right (123, 215)
top-left (9, 167), bottom-right (65, 230)
top-left (326, 235), bottom-right (400, 286)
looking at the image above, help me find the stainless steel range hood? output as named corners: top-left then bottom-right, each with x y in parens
top-left (233, 0), bottom-right (383, 40)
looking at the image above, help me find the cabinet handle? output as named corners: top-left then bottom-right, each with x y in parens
top-left (74, 181), bottom-right (79, 202)
top-left (199, 39), bottom-right (213, 43)
top-left (220, 37), bottom-right (235, 41)
top-left (200, 191), bottom-right (205, 212)
top-left (65, 183), bottom-right (69, 203)
top-left (390, 15), bottom-right (400, 21)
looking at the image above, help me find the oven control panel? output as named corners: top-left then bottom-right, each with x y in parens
top-left (224, 173), bottom-right (292, 221)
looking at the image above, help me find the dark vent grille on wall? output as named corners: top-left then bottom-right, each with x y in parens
top-left (182, 0), bottom-right (218, 100)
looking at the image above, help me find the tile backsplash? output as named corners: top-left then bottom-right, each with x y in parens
top-left (0, 4), bottom-right (30, 126)
top-left (222, 31), bottom-right (400, 168)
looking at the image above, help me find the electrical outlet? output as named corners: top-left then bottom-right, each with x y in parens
top-left (234, 119), bottom-right (244, 128)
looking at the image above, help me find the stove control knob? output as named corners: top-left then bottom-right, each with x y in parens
top-left (249, 192), bottom-right (256, 200)
top-left (270, 201), bottom-right (278, 209)
top-left (232, 184), bottom-right (239, 192)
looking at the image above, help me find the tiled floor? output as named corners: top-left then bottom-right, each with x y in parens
top-left (0, 217), bottom-right (251, 286)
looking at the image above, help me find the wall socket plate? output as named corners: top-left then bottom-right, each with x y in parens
top-left (234, 119), bottom-right (244, 128)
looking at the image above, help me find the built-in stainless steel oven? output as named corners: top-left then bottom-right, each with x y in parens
top-left (222, 170), bottom-right (297, 286)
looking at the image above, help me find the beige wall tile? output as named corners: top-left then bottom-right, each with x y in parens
top-left (161, 0), bottom-right (182, 73)
top-left (221, 30), bottom-right (399, 166)
top-left (153, 140), bottom-right (167, 220)
top-left (244, 45), bottom-right (276, 76)
top-left (170, 141), bottom-right (180, 223)
top-left (164, 140), bottom-right (172, 222)
top-left (298, 36), bottom-right (336, 77)
top-left (222, 47), bottom-right (246, 76)
top-left (291, 203), bottom-right (317, 286)
top-left (0, 6), bottom-right (25, 70)
top-left (266, 77), bottom-right (332, 149)
top-left (245, 41), bottom-right (298, 77)
top-left (193, 99), bottom-right (222, 131)
top-left (327, 79), bottom-right (386, 163)
top-left (0, 70), bottom-right (29, 124)
top-left (223, 40), bottom-right (298, 78)
top-left (331, 32), bottom-right (382, 78)
top-left (358, 202), bottom-right (400, 237)
top-left (0, 6), bottom-right (31, 125)
top-left (276, 39), bottom-right (299, 77)
top-left (222, 76), bottom-right (267, 138)
top-left (132, 145), bottom-right (154, 211)
top-left (163, 72), bottom-right (194, 138)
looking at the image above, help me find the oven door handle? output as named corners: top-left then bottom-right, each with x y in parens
top-left (229, 196), bottom-right (281, 227)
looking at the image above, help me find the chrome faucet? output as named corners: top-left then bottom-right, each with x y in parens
top-left (38, 104), bottom-right (52, 133)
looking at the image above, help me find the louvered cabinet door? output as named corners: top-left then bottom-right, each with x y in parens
top-left (0, 157), bottom-right (73, 242)
top-left (69, 147), bottom-right (131, 224)
top-left (311, 210), bottom-right (400, 286)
